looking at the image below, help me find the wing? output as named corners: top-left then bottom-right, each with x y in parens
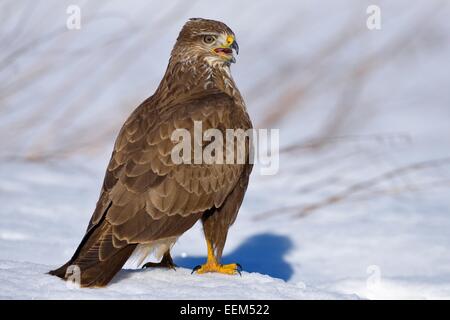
top-left (87, 92), bottom-right (252, 251)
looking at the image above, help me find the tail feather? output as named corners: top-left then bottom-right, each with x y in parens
top-left (49, 219), bottom-right (136, 287)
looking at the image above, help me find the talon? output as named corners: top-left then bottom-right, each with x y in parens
top-left (142, 262), bottom-right (155, 269)
top-left (193, 262), bottom-right (242, 275)
top-left (194, 241), bottom-right (241, 275)
top-left (191, 265), bottom-right (202, 274)
top-left (142, 256), bottom-right (177, 270)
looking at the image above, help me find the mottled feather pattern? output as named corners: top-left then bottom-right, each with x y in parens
top-left (49, 18), bottom-right (253, 287)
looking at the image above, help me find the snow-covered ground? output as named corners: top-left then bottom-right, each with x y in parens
top-left (0, 159), bottom-right (356, 299)
top-left (1, 143), bottom-right (450, 299)
top-left (1, 0), bottom-right (450, 299)
top-left (1, 260), bottom-right (349, 299)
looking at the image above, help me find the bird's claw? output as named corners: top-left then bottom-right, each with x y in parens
top-left (236, 263), bottom-right (243, 276)
top-left (142, 261), bottom-right (177, 270)
top-left (191, 265), bottom-right (202, 274)
top-left (191, 262), bottom-right (242, 275)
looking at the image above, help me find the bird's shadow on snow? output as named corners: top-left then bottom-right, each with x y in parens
top-left (175, 233), bottom-right (294, 281)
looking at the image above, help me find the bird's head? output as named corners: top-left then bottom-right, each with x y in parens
top-left (172, 18), bottom-right (239, 66)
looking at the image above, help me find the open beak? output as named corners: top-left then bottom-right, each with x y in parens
top-left (213, 36), bottom-right (239, 64)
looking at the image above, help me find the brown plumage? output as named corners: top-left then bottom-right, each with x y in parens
top-left (49, 18), bottom-right (253, 287)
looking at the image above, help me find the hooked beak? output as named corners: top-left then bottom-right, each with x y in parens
top-left (213, 36), bottom-right (239, 64)
top-left (231, 40), bottom-right (239, 55)
top-left (229, 38), bottom-right (239, 63)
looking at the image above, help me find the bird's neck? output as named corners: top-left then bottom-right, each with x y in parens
top-left (153, 56), bottom-right (245, 108)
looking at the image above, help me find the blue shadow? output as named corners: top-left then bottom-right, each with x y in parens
top-left (174, 233), bottom-right (294, 281)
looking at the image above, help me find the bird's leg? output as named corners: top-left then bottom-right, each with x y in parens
top-left (142, 250), bottom-right (177, 270)
top-left (192, 208), bottom-right (242, 275)
top-left (191, 239), bottom-right (242, 275)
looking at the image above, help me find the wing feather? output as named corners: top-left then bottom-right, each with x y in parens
top-left (90, 93), bottom-right (251, 245)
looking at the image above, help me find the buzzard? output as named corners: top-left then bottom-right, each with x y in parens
top-left (49, 18), bottom-right (253, 287)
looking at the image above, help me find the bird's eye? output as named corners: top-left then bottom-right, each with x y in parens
top-left (203, 35), bottom-right (216, 44)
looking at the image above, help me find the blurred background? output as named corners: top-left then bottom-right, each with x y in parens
top-left (1, 0), bottom-right (450, 299)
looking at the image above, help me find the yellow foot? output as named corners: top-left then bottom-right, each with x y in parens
top-left (192, 262), bottom-right (242, 275)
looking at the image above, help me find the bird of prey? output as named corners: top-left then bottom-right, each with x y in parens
top-left (49, 18), bottom-right (253, 287)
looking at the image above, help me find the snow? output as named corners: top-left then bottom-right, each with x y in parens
top-left (1, 0), bottom-right (450, 300)
top-left (0, 160), bottom-right (354, 299)
top-left (0, 260), bottom-right (349, 300)
top-left (1, 148), bottom-right (450, 299)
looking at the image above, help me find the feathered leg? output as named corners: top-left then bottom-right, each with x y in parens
top-left (192, 208), bottom-right (242, 275)
top-left (192, 168), bottom-right (251, 275)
